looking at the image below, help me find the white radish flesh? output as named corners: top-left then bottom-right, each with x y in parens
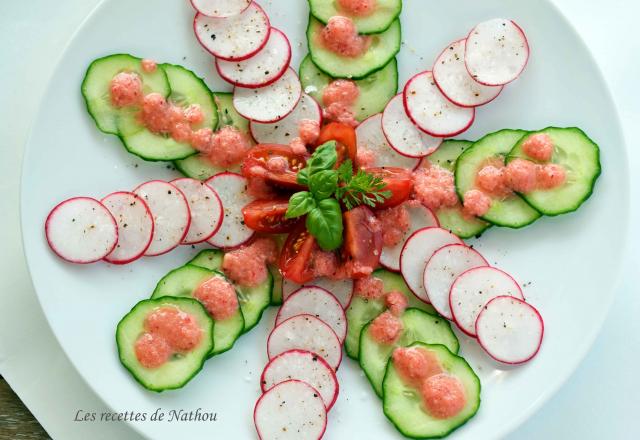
top-left (399, 227), bottom-right (462, 299)
top-left (476, 296), bottom-right (543, 364)
top-left (380, 202), bottom-right (439, 272)
top-left (465, 18), bottom-right (530, 86)
top-left (423, 244), bottom-right (488, 320)
top-left (45, 197), bottom-right (118, 264)
top-left (254, 380), bottom-right (327, 440)
top-left (276, 287), bottom-right (347, 343)
top-left (267, 314), bottom-right (342, 370)
top-left (449, 266), bottom-right (524, 337)
top-left (261, 349), bottom-right (339, 410)
top-left (133, 181), bottom-right (191, 257)
top-left (250, 94), bottom-right (322, 144)
top-left (216, 28), bottom-right (291, 88)
top-left (282, 278), bottom-right (354, 309)
top-left (193, 3), bottom-right (270, 61)
top-left (170, 178), bottom-right (223, 244)
top-left (356, 114), bottom-right (421, 169)
top-left (101, 192), bottom-right (153, 264)
top-left (190, 0), bottom-right (251, 18)
top-left (382, 94), bottom-right (442, 158)
top-left (205, 172), bottom-right (255, 249)
top-left (233, 67), bottom-right (302, 123)
top-left (433, 39), bottom-right (503, 107)
top-left (403, 71), bottom-right (475, 137)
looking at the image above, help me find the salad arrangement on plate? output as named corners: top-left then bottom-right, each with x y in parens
top-left (43, 0), bottom-right (601, 438)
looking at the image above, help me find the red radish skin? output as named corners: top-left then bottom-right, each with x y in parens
top-left (233, 68), bottom-right (303, 123)
top-left (205, 172), bottom-right (255, 250)
top-left (276, 286), bottom-right (347, 343)
top-left (190, 0), bottom-right (251, 18)
top-left (170, 178), bottom-right (224, 245)
top-left (403, 71), bottom-right (475, 138)
top-left (260, 349), bottom-right (339, 410)
top-left (423, 243), bottom-right (488, 320)
top-left (250, 94), bottom-right (323, 144)
top-left (133, 180), bottom-right (191, 257)
top-left (475, 296), bottom-right (544, 364)
top-left (101, 192), bottom-right (154, 265)
top-left (193, 3), bottom-right (271, 61)
top-left (382, 94), bottom-right (443, 158)
top-left (449, 266), bottom-right (525, 337)
top-left (464, 19), bottom-right (530, 86)
top-left (215, 28), bottom-right (292, 89)
top-left (432, 39), bottom-right (504, 107)
top-left (399, 227), bottom-right (463, 300)
top-left (45, 197), bottom-right (118, 264)
top-left (254, 380), bottom-right (327, 440)
top-left (267, 314), bottom-right (343, 370)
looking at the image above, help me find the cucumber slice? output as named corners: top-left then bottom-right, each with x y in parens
top-left (270, 266), bottom-right (284, 305)
top-left (151, 265), bottom-right (244, 356)
top-left (299, 55), bottom-right (397, 122)
top-left (173, 92), bottom-right (248, 180)
top-left (344, 269), bottom-right (436, 359)
top-left (117, 64), bottom-right (216, 161)
top-left (307, 16), bottom-right (401, 79)
top-left (506, 127), bottom-right (601, 216)
top-left (187, 249), bottom-right (272, 332)
top-left (81, 54), bottom-right (170, 135)
top-left (455, 129), bottom-right (542, 228)
top-left (425, 140), bottom-right (491, 238)
top-left (359, 308), bottom-right (459, 397)
top-left (116, 297), bottom-right (214, 392)
top-left (308, 0), bottom-right (402, 34)
top-left (383, 343), bottom-right (481, 439)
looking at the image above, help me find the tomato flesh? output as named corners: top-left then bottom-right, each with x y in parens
top-left (242, 199), bottom-right (300, 233)
top-left (242, 144), bottom-right (308, 189)
top-left (342, 206), bottom-right (382, 278)
top-left (279, 223), bottom-right (317, 284)
top-left (316, 122), bottom-right (357, 169)
top-left (365, 167), bottom-right (414, 209)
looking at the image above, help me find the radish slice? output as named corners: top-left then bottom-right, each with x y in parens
top-left (433, 39), bottom-right (504, 107)
top-left (233, 68), bottom-right (302, 123)
top-left (261, 349), bottom-right (339, 410)
top-left (193, 3), bottom-right (270, 61)
top-left (423, 244), bottom-right (488, 320)
top-left (216, 28), bottom-right (291, 88)
top-left (276, 287), bottom-right (347, 343)
top-left (101, 192), bottom-right (153, 264)
top-left (356, 114), bottom-right (421, 169)
top-left (170, 178), bottom-right (223, 244)
top-left (382, 94), bottom-right (442, 158)
top-left (205, 172), bottom-right (255, 249)
top-left (45, 197), bottom-right (118, 264)
top-left (449, 266), bottom-right (524, 337)
top-left (403, 71), bottom-right (475, 137)
top-left (190, 0), bottom-right (251, 18)
top-left (267, 314), bottom-right (342, 370)
top-left (133, 181), bottom-right (191, 257)
top-left (254, 380), bottom-right (327, 440)
top-left (282, 278), bottom-right (353, 309)
top-left (399, 227), bottom-right (462, 300)
top-left (380, 202), bottom-right (439, 272)
top-left (476, 296), bottom-right (543, 364)
top-left (465, 18), bottom-right (530, 86)
top-left (250, 94), bottom-right (322, 144)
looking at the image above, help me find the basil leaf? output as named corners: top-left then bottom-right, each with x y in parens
top-left (296, 167), bottom-right (309, 185)
top-left (308, 141), bottom-right (337, 175)
top-left (306, 198), bottom-right (343, 251)
top-left (285, 191), bottom-right (316, 219)
top-left (309, 170), bottom-right (338, 200)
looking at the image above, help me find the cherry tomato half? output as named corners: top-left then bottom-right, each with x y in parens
top-left (242, 199), bottom-right (301, 234)
top-left (365, 167), bottom-right (414, 209)
top-left (279, 223), bottom-right (317, 284)
top-left (316, 122), bottom-right (357, 169)
top-left (242, 144), bottom-right (308, 189)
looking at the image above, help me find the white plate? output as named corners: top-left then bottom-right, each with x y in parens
top-left (20, 0), bottom-right (629, 439)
